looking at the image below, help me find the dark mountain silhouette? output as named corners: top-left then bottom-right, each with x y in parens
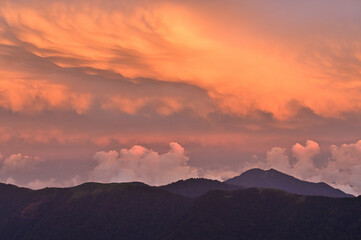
top-left (0, 173), bottom-right (360, 239)
top-left (161, 178), bottom-right (242, 197)
top-left (161, 188), bottom-right (361, 240)
top-left (225, 168), bottom-right (353, 198)
top-left (0, 182), bottom-right (191, 240)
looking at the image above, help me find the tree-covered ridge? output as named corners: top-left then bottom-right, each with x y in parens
top-left (0, 180), bottom-right (360, 240)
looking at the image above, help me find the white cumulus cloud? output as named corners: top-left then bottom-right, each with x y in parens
top-left (91, 142), bottom-right (198, 185)
top-left (291, 140), bottom-right (320, 179)
top-left (324, 140), bottom-right (361, 195)
top-left (260, 140), bottom-right (361, 195)
top-left (266, 147), bottom-right (291, 173)
top-left (330, 140), bottom-right (361, 170)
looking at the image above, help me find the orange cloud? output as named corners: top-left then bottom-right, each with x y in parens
top-left (1, 0), bottom-right (361, 119)
top-left (0, 69), bottom-right (92, 114)
top-left (2, 0), bottom-right (361, 193)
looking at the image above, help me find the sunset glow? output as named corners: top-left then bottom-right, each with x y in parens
top-left (1, 0), bottom-right (361, 195)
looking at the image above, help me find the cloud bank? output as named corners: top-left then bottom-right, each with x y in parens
top-left (91, 142), bottom-right (198, 185)
top-left (1, 0), bottom-right (361, 119)
top-left (260, 140), bottom-right (361, 195)
top-left (1, 153), bottom-right (41, 173)
top-left (2, 140), bottom-right (361, 196)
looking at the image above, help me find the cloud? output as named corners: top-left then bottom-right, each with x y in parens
top-left (0, 0), bottom-right (215, 117)
top-left (91, 142), bottom-right (198, 185)
top-left (259, 139), bottom-right (361, 195)
top-left (5, 177), bottom-right (16, 185)
top-left (262, 140), bottom-right (323, 180)
top-left (1, 0), bottom-right (361, 195)
top-left (1, 0), bottom-right (361, 119)
top-left (198, 167), bottom-right (242, 181)
top-left (3, 175), bottom-right (82, 190)
top-left (102, 96), bottom-right (191, 116)
top-left (25, 176), bottom-right (81, 190)
top-left (0, 76), bottom-right (92, 114)
top-left (292, 140), bottom-right (320, 163)
top-left (330, 140), bottom-right (361, 170)
top-left (291, 140), bottom-right (320, 178)
top-left (325, 140), bottom-right (361, 194)
top-left (226, 140), bottom-right (321, 181)
top-left (322, 167), bottom-right (361, 196)
top-left (1, 153), bottom-right (42, 173)
top-left (263, 140), bottom-right (321, 180)
top-left (266, 147), bottom-right (291, 173)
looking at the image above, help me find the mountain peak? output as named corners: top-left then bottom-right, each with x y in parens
top-left (225, 168), bottom-right (353, 198)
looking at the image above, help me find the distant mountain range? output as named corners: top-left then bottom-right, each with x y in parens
top-left (225, 168), bottom-right (353, 198)
top-left (0, 169), bottom-right (359, 239)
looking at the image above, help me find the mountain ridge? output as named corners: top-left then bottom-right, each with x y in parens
top-left (161, 178), bottom-right (242, 198)
top-left (225, 168), bottom-right (353, 198)
top-left (0, 176), bottom-right (360, 239)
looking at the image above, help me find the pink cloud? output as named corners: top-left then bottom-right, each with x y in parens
top-left (0, 76), bottom-right (92, 114)
top-left (1, 153), bottom-right (42, 173)
top-left (91, 142), bottom-right (198, 185)
top-left (291, 140), bottom-right (320, 178)
top-left (266, 147), bottom-right (291, 173)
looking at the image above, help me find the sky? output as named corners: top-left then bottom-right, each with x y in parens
top-left (0, 0), bottom-right (361, 195)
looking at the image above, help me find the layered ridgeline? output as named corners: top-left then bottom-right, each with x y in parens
top-left (161, 178), bottom-right (242, 197)
top-left (0, 169), bottom-right (360, 240)
top-left (225, 168), bottom-right (353, 198)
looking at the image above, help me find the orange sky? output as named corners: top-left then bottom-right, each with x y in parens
top-left (1, 0), bottom-right (361, 194)
top-left (1, 0), bottom-right (361, 118)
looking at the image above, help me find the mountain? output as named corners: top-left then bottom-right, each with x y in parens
top-left (161, 188), bottom-right (361, 240)
top-left (225, 168), bottom-right (353, 198)
top-left (0, 182), bottom-right (191, 240)
top-left (0, 182), bottom-right (361, 240)
top-left (161, 178), bottom-right (242, 197)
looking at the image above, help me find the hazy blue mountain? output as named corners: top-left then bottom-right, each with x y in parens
top-left (225, 168), bottom-right (353, 198)
top-left (161, 178), bottom-right (242, 197)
